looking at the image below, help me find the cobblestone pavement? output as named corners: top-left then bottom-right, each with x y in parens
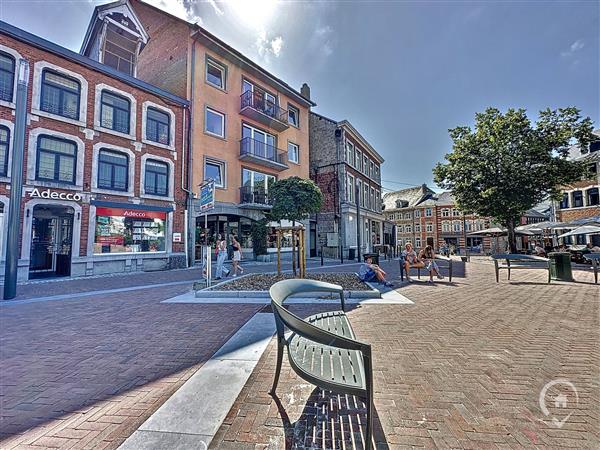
top-left (0, 284), bottom-right (263, 450)
top-left (212, 263), bottom-right (599, 449)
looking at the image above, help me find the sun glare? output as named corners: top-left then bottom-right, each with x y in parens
top-left (225, 0), bottom-right (279, 30)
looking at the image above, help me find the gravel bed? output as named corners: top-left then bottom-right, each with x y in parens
top-left (201, 273), bottom-right (371, 291)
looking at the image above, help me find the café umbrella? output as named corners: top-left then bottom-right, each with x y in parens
top-left (557, 225), bottom-right (600, 239)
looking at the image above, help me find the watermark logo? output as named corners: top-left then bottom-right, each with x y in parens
top-left (539, 379), bottom-right (579, 428)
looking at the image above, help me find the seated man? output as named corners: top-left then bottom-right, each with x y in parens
top-left (402, 243), bottom-right (425, 282)
top-left (359, 257), bottom-right (393, 287)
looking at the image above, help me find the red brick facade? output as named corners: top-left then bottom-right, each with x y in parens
top-left (0, 30), bottom-right (188, 280)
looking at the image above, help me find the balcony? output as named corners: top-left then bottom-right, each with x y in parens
top-left (239, 186), bottom-right (272, 209)
top-left (239, 137), bottom-right (288, 171)
top-left (240, 90), bottom-right (289, 132)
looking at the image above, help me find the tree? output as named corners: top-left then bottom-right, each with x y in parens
top-left (433, 107), bottom-right (594, 252)
top-left (268, 177), bottom-right (323, 275)
top-left (250, 218), bottom-right (268, 258)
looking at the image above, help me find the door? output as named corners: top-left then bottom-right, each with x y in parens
top-left (30, 208), bottom-right (73, 278)
top-left (310, 223), bottom-right (317, 257)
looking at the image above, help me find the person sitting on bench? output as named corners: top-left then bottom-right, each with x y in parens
top-left (419, 245), bottom-right (444, 283)
top-left (402, 243), bottom-right (425, 282)
top-left (359, 257), bottom-right (394, 287)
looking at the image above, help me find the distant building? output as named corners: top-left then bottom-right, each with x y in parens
top-left (556, 132), bottom-right (600, 227)
top-left (309, 112), bottom-right (384, 259)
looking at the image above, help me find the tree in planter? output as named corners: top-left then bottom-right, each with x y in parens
top-left (250, 219), bottom-right (269, 259)
top-left (433, 107), bottom-right (594, 253)
top-left (268, 176), bottom-right (323, 276)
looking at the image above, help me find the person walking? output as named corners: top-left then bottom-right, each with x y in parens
top-left (214, 234), bottom-right (228, 280)
top-left (231, 234), bottom-right (244, 276)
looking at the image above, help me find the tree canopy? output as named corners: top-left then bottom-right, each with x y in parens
top-left (269, 176), bottom-right (323, 223)
top-left (433, 107), bottom-right (594, 251)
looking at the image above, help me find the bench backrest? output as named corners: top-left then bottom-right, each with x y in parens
top-left (270, 279), bottom-right (345, 344)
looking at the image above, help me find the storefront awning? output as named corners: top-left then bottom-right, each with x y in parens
top-left (91, 200), bottom-right (173, 213)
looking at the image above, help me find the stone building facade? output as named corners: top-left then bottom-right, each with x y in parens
top-left (0, 19), bottom-right (188, 281)
top-left (309, 112), bottom-right (384, 259)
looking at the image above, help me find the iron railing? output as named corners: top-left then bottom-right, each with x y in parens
top-left (240, 137), bottom-right (286, 165)
top-left (239, 185), bottom-right (272, 205)
top-left (240, 90), bottom-right (288, 123)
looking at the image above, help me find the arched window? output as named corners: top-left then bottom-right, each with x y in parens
top-left (100, 90), bottom-right (131, 134)
top-left (146, 107), bottom-right (171, 145)
top-left (40, 69), bottom-right (81, 120)
top-left (144, 159), bottom-right (169, 196)
top-left (0, 52), bottom-right (15, 102)
top-left (98, 150), bottom-right (128, 191)
top-left (0, 125), bottom-right (9, 176)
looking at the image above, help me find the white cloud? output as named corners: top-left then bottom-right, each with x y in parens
top-left (561, 39), bottom-right (585, 57)
top-left (207, 0), bottom-right (225, 16)
top-left (145, 0), bottom-right (203, 24)
top-left (255, 29), bottom-right (284, 59)
top-left (311, 24), bottom-right (335, 57)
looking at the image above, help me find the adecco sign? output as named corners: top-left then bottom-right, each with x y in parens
top-left (28, 188), bottom-right (83, 202)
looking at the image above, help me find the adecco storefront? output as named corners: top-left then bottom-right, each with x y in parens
top-left (16, 188), bottom-right (179, 281)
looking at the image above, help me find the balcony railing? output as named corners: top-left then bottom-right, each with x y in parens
top-left (240, 90), bottom-right (289, 131)
top-left (239, 137), bottom-right (288, 170)
top-left (239, 186), bottom-right (272, 208)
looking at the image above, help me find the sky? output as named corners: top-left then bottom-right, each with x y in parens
top-left (1, 0), bottom-right (598, 193)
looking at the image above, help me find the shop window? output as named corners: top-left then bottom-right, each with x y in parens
top-left (100, 90), bottom-right (131, 134)
top-left (0, 125), bottom-right (9, 176)
top-left (559, 193), bottom-right (569, 209)
top-left (98, 150), bottom-right (128, 191)
top-left (144, 160), bottom-right (169, 196)
top-left (94, 207), bottom-right (165, 254)
top-left (287, 142), bottom-right (299, 163)
top-left (0, 52), bottom-right (15, 102)
top-left (572, 190), bottom-right (583, 208)
top-left (288, 104), bottom-right (299, 127)
top-left (40, 69), bottom-right (80, 120)
top-left (204, 159), bottom-right (225, 187)
top-left (146, 107), bottom-right (171, 145)
top-left (206, 57), bottom-right (226, 89)
top-left (36, 135), bottom-right (77, 184)
top-left (587, 187), bottom-right (599, 206)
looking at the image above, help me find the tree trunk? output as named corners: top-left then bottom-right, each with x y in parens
top-left (291, 223), bottom-right (296, 276)
top-left (506, 220), bottom-right (518, 254)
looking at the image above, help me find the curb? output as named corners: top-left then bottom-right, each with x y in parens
top-left (194, 287), bottom-right (381, 299)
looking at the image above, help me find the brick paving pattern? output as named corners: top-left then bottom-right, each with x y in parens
top-left (212, 263), bottom-right (599, 449)
top-left (0, 284), bottom-right (262, 449)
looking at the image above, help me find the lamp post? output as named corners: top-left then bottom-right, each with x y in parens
top-left (3, 59), bottom-right (29, 300)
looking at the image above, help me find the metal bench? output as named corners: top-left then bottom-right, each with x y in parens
top-left (583, 253), bottom-right (600, 284)
top-left (399, 255), bottom-right (453, 282)
top-left (491, 254), bottom-right (550, 283)
top-left (269, 279), bottom-right (374, 450)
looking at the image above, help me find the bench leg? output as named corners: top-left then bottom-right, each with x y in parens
top-left (448, 261), bottom-right (453, 283)
top-left (399, 260), bottom-right (404, 282)
top-left (494, 260), bottom-right (499, 283)
top-left (417, 268), bottom-right (421, 279)
top-left (365, 392), bottom-right (373, 450)
top-left (270, 340), bottom-right (284, 395)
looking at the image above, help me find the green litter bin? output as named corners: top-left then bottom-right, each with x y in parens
top-left (548, 252), bottom-right (574, 282)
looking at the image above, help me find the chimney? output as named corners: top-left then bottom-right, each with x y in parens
top-left (301, 83), bottom-right (310, 100)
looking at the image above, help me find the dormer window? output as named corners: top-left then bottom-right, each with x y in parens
top-left (103, 24), bottom-right (138, 76)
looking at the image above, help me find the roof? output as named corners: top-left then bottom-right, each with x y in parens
top-left (567, 129), bottom-right (600, 162)
top-left (434, 191), bottom-right (454, 205)
top-left (123, 0), bottom-right (315, 108)
top-left (310, 111), bottom-right (385, 163)
top-left (382, 185), bottom-right (435, 210)
top-left (0, 20), bottom-right (188, 106)
top-left (524, 208), bottom-right (548, 218)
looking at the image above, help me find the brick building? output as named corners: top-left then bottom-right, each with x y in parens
top-left (383, 186), bottom-right (492, 253)
top-left (309, 112), bottom-right (384, 259)
top-left (556, 132), bottom-right (600, 246)
top-left (117, 0), bottom-right (315, 261)
top-left (0, 18), bottom-right (188, 281)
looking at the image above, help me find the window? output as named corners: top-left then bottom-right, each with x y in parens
top-left (206, 58), bottom-right (226, 89)
top-left (559, 193), bottom-right (569, 209)
top-left (363, 155), bottom-right (368, 175)
top-left (347, 174), bottom-right (354, 203)
top-left (41, 70), bottom-right (80, 120)
top-left (415, 210), bottom-right (421, 218)
top-left (453, 221), bottom-right (461, 232)
top-left (346, 141), bottom-right (354, 164)
top-left (0, 52), bottom-right (15, 102)
top-left (405, 224), bottom-right (412, 233)
top-left (375, 190), bottom-right (380, 212)
top-left (442, 208), bottom-right (450, 217)
top-left (415, 224), bottom-right (421, 233)
top-left (426, 223), bottom-right (433, 233)
top-left (36, 135), bottom-right (76, 184)
top-left (572, 191), bottom-right (584, 208)
top-left (464, 221), bottom-right (472, 232)
top-left (0, 126), bottom-right (9, 176)
top-left (357, 180), bottom-right (363, 207)
top-left (415, 238), bottom-right (421, 248)
top-left (146, 107), bottom-right (171, 145)
top-left (102, 25), bottom-right (137, 76)
top-left (355, 150), bottom-right (362, 171)
top-left (404, 212), bottom-right (411, 220)
top-left (442, 221), bottom-right (450, 232)
top-left (587, 187), bottom-right (599, 206)
top-left (242, 124), bottom-right (276, 160)
top-left (425, 208), bottom-right (432, 217)
top-left (288, 104), bottom-right (300, 127)
top-left (287, 142), bottom-right (299, 163)
top-left (98, 150), bottom-right (128, 191)
top-left (369, 161), bottom-right (374, 179)
top-left (204, 159), bottom-right (225, 188)
top-left (397, 225), bottom-right (403, 233)
top-left (364, 184), bottom-right (369, 209)
top-left (205, 107), bottom-right (225, 138)
top-left (590, 141), bottom-right (600, 153)
top-left (144, 160), bottom-right (169, 196)
top-left (374, 165), bottom-right (379, 180)
top-left (100, 91), bottom-right (130, 134)
top-left (452, 208), bottom-right (459, 216)
top-left (242, 168), bottom-right (276, 202)
top-left (370, 187), bottom-right (375, 210)
top-left (94, 208), bottom-right (165, 254)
